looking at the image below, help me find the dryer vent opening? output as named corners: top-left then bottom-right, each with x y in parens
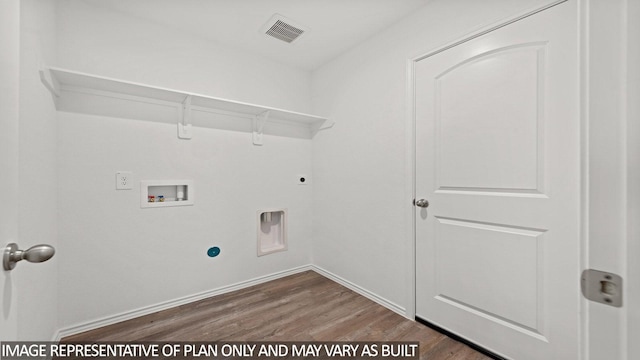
top-left (261, 14), bottom-right (307, 43)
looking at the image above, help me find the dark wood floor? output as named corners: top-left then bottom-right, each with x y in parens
top-left (64, 271), bottom-right (491, 359)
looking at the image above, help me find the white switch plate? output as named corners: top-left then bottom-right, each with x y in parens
top-left (116, 171), bottom-right (133, 190)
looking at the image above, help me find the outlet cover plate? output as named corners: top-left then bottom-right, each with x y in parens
top-left (116, 171), bottom-right (133, 190)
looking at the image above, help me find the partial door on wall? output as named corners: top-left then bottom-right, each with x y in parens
top-left (413, 1), bottom-right (580, 359)
top-left (0, 0), bottom-right (20, 340)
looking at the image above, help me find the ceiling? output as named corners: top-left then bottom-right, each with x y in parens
top-left (79, 0), bottom-right (430, 70)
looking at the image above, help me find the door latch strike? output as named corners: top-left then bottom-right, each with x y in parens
top-left (581, 269), bottom-right (622, 307)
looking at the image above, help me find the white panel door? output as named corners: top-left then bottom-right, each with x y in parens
top-left (0, 0), bottom-right (21, 341)
top-left (414, 2), bottom-right (579, 359)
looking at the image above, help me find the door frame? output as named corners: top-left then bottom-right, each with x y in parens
top-left (405, 0), bottom-right (632, 358)
top-left (579, 0), bottom-right (637, 359)
top-left (626, 1), bottom-right (640, 358)
top-left (0, 0), bottom-right (21, 341)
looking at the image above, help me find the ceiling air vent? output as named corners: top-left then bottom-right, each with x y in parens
top-left (261, 14), bottom-right (307, 44)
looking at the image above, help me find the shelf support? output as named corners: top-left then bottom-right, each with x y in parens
top-left (253, 110), bottom-right (270, 145)
top-left (39, 68), bottom-right (60, 104)
top-left (311, 119), bottom-right (336, 137)
top-left (178, 95), bottom-right (193, 139)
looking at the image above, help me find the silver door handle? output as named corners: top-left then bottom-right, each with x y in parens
top-left (3, 243), bottom-right (55, 271)
top-left (415, 199), bottom-right (429, 208)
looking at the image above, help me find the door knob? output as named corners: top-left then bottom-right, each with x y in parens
top-left (415, 199), bottom-right (429, 208)
top-left (3, 243), bottom-right (55, 271)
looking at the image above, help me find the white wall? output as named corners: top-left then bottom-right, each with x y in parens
top-left (311, 0), bottom-right (558, 314)
top-left (57, 113), bottom-right (313, 329)
top-left (17, 0), bottom-right (59, 340)
top-left (55, 2), bottom-right (314, 331)
top-left (55, 0), bottom-right (311, 114)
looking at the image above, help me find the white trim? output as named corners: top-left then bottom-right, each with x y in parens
top-left (578, 1), bottom-right (590, 359)
top-left (620, 0), bottom-right (630, 355)
top-left (52, 264), bottom-right (407, 341)
top-left (310, 265), bottom-right (407, 318)
top-left (409, 0), bottom-right (567, 62)
top-left (619, 1), bottom-right (630, 358)
top-left (404, 57), bottom-right (417, 321)
top-left (580, 0), bottom-right (631, 359)
top-left (625, 0), bottom-right (640, 358)
top-left (53, 265), bottom-right (313, 341)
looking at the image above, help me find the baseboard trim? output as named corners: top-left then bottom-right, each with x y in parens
top-left (415, 316), bottom-right (507, 360)
top-left (53, 264), bottom-right (406, 341)
top-left (53, 264), bottom-right (313, 341)
top-left (309, 265), bottom-right (407, 317)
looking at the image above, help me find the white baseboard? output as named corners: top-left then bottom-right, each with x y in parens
top-left (53, 264), bottom-right (313, 341)
top-left (53, 264), bottom-right (407, 341)
top-left (309, 265), bottom-right (407, 318)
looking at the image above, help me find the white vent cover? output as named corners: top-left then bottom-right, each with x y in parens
top-left (261, 14), bottom-right (307, 44)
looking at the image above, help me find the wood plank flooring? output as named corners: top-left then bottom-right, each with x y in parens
top-left (64, 271), bottom-right (491, 359)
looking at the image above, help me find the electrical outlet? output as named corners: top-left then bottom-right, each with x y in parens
top-left (116, 171), bottom-right (133, 190)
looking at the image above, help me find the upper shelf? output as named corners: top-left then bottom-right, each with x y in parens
top-left (40, 67), bottom-right (333, 144)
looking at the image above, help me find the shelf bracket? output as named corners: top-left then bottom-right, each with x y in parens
top-left (311, 119), bottom-right (335, 137)
top-left (39, 68), bottom-right (60, 105)
top-left (178, 95), bottom-right (193, 139)
top-left (253, 110), bottom-right (270, 145)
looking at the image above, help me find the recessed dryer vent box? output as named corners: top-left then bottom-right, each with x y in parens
top-left (141, 180), bottom-right (194, 208)
top-left (257, 209), bottom-right (287, 256)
